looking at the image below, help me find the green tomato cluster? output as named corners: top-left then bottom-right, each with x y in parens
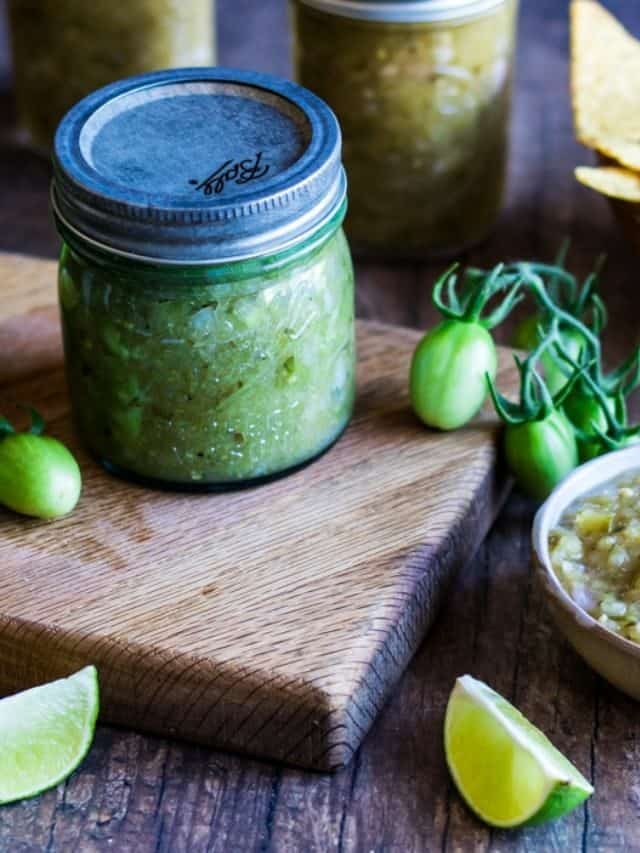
top-left (411, 254), bottom-right (640, 501)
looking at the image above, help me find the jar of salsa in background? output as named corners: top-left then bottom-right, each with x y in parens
top-left (52, 68), bottom-right (355, 490)
top-left (7, 0), bottom-right (216, 150)
top-left (291, 0), bottom-right (518, 258)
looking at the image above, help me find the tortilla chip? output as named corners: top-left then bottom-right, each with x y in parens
top-left (571, 0), bottom-right (640, 170)
top-left (575, 165), bottom-right (640, 202)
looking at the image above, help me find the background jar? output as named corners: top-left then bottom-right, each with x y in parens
top-left (52, 68), bottom-right (355, 490)
top-left (7, 0), bottom-right (216, 151)
top-left (291, 0), bottom-right (519, 259)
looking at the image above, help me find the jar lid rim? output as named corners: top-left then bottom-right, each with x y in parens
top-left (295, 0), bottom-right (506, 22)
top-left (52, 68), bottom-right (346, 264)
top-left (51, 184), bottom-right (348, 267)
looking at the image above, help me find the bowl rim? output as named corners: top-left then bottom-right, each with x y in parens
top-left (532, 444), bottom-right (640, 659)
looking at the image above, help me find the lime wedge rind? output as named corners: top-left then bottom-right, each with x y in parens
top-left (525, 779), bottom-right (592, 827)
top-left (0, 665), bottom-right (99, 805)
top-left (444, 674), bottom-right (593, 829)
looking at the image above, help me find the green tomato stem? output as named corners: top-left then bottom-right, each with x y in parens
top-left (446, 274), bottom-right (462, 316)
top-left (27, 408), bottom-right (45, 436)
top-left (520, 319), bottom-right (563, 417)
top-left (464, 264), bottom-right (504, 322)
top-left (432, 263), bottom-right (524, 329)
top-left (0, 417), bottom-right (15, 438)
top-left (432, 265), bottom-right (463, 321)
top-left (605, 346), bottom-right (640, 396)
top-left (487, 318), bottom-right (587, 429)
top-left (556, 347), bottom-right (623, 438)
top-left (486, 370), bottom-right (523, 425)
top-left (589, 293), bottom-right (607, 336)
top-left (481, 279), bottom-right (524, 330)
top-left (520, 267), bottom-right (604, 384)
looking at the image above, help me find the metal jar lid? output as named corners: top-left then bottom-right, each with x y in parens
top-left (52, 68), bottom-right (346, 265)
top-left (295, 0), bottom-right (507, 23)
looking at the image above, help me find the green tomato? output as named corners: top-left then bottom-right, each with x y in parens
top-left (0, 433), bottom-right (82, 519)
top-left (504, 409), bottom-right (578, 500)
top-left (410, 319), bottom-right (497, 430)
top-left (563, 388), bottom-right (613, 462)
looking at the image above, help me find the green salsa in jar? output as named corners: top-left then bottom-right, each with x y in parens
top-left (8, 0), bottom-right (216, 151)
top-left (52, 69), bottom-right (355, 489)
top-left (291, 0), bottom-right (518, 258)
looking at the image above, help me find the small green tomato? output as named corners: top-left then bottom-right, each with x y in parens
top-left (504, 409), bottom-right (578, 501)
top-left (562, 388), bottom-right (613, 462)
top-left (410, 319), bottom-right (497, 431)
top-left (0, 416), bottom-right (81, 519)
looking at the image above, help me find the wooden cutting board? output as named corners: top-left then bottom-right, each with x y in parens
top-left (0, 251), bottom-right (516, 771)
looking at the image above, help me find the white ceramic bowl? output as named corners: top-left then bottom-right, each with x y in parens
top-left (533, 445), bottom-right (640, 701)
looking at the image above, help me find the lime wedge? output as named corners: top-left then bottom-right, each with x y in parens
top-left (0, 666), bottom-right (99, 805)
top-left (444, 675), bottom-right (593, 828)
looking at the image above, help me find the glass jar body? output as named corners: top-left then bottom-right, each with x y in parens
top-left (291, 0), bottom-right (518, 258)
top-left (8, 0), bottom-right (216, 151)
top-left (57, 220), bottom-right (356, 490)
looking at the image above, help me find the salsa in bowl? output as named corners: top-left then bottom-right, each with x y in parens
top-left (533, 445), bottom-right (640, 701)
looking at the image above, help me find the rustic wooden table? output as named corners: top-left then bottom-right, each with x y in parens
top-left (1, 0), bottom-right (639, 850)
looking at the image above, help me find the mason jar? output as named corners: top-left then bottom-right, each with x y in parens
top-left (291, 0), bottom-right (518, 258)
top-left (8, 0), bottom-right (216, 151)
top-left (52, 68), bottom-right (355, 490)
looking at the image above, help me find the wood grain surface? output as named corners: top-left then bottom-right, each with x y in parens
top-left (2, 0), bottom-right (640, 850)
top-left (0, 252), bottom-right (515, 772)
